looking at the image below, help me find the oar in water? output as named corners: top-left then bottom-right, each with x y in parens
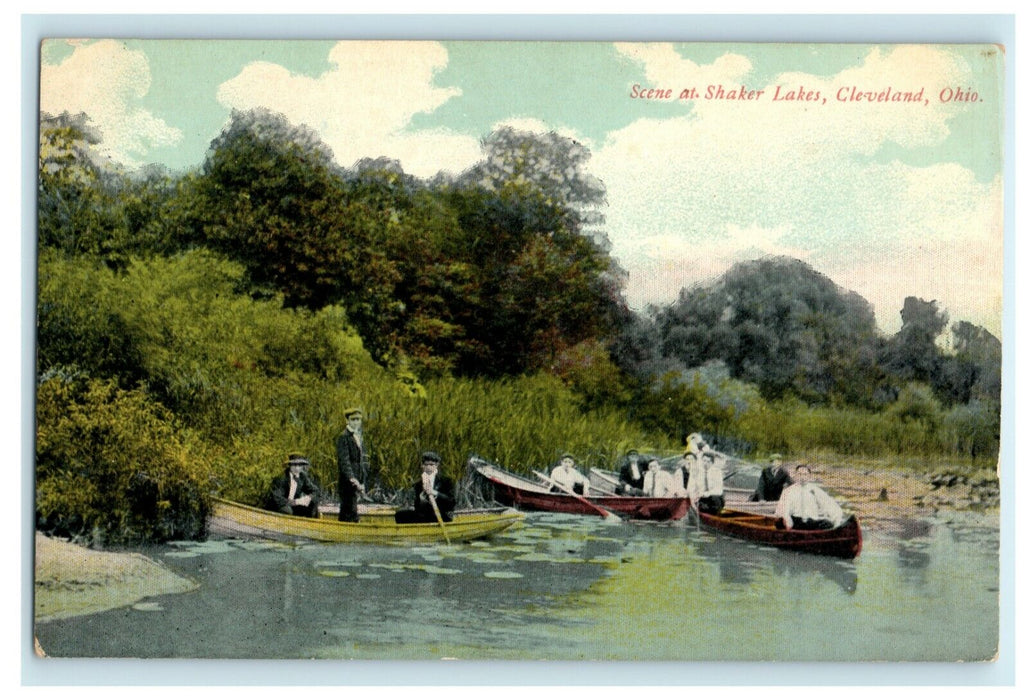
top-left (532, 469), bottom-right (622, 522)
top-left (427, 493), bottom-right (452, 545)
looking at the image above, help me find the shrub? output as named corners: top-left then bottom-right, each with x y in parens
top-left (35, 375), bottom-right (213, 544)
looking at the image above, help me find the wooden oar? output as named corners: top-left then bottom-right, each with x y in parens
top-left (532, 470), bottom-right (621, 522)
top-left (428, 493), bottom-right (452, 545)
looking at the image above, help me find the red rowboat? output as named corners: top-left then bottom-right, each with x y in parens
top-left (695, 507), bottom-right (863, 559)
top-left (471, 457), bottom-right (689, 521)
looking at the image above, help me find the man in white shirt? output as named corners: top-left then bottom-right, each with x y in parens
top-left (775, 464), bottom-right (846, 530)
top-left (550, 453), bottom-right (590, 496)
top-left (687, 451), bottom-right (725, 514)
top-left (642, 458), bottom-right (681, 497)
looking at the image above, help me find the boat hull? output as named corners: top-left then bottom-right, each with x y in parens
top-left (696, 508), bottom-right (863, 559)
top-left (474, 461), bottom-right (689, 521)
top-left (209, 497), bottom-right (524, 545)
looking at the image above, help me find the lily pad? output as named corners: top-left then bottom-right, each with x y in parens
top-left (483, 571), bottom-right (523, 579)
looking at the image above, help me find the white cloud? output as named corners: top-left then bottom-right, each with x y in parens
top-left (592, 45), bottom-right (1002, 336)
top-left (216, 41), bottom-right (481, 178)
top-left (40, 40), bottom-right (182, 167)
top-left (615, 43), bottom-right (753, 88)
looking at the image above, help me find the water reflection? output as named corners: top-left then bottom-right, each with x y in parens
top-left (686, 531), bottom-right (858, 594)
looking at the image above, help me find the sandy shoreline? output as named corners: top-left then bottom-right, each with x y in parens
top-left (33, 533), bottom-right (198, 631)
top-left (32, 462), bottom-right (998, 641)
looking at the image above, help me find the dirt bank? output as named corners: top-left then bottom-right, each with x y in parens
top-left (806, 460), bottom-right (1000, 538)
top-left (33, 533), bottom-right (198, 628)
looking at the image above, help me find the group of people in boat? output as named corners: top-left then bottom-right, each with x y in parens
top-left (264, 407), bottom-right (455, 525)
top-left (547, 431), bottom-right (848, 531)
top-left (264, 410), bottom-right (848, 532)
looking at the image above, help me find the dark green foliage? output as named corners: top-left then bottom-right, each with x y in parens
top-left (633, 372), bottom-right (738, 446)
top-left (652, 257), bottom-right (882, 405)
top-left (185, 108), bottom-right (394, 313)
top-left (36, 250), bottom-right (147, 386)
top-left (36, 375), bottom-right (213, 544)
top-left (438, 128), bottom-right (628, 376)
top-left (939, 321), bottom-right (1002, 404)
top-left (38, 112), bottom-right (132, 264)
top-left (880, 297), bottom-right (948, 384)
top-left (551, 339), bottom-right (633, 410)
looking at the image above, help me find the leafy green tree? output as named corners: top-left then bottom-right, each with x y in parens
top-left (880, 296), bottom-right (948, 385)
top-left (36, 250), bottom-right (147, 386)
top-left (948, 321), bottom-right (1001, 403)
top-left (653, 257), bottom-right (882, 404)
top-left (633, 371), bottom-right (739, 447)
top-left (441, 127), bottom-right (628, 376)
top-left (182, 109), bottom-right (397, 318)
top-left (551, 339), bottom-right (633, 410)
top-left (38, 111), bottom-right (130, 263)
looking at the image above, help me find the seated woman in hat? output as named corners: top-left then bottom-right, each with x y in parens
top-left (265, 453), bottom-right (322, 518)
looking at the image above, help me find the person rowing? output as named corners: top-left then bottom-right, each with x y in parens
top-left (549, 453), bottom-right (590, 496)
top-left (395, 451), bottom-right (456, 524)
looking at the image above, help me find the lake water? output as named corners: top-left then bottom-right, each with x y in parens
top-left (34, 509), bottom-right (998, 664)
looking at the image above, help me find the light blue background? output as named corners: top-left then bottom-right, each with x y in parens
top-left (19, 12), bottom-right (1017, 687)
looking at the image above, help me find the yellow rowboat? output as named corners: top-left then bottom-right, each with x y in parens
top-left (208, 497), bottom-right (524, 545)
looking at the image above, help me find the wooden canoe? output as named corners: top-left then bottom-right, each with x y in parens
top-left (472, 459), bottom-right (689, 521)
top-left (695, 508), bottom-right (863, 559)
top-left (208, 497), bottom-right (524, 545)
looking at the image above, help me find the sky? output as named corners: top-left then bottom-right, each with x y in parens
top-left (38, 38), bottom-right (1005, 337)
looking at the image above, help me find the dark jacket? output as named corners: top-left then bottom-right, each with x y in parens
top-left (618, 457), bottom-right (645, 491)
top-left (335, 429), bottom-right (371, 522)
top-left (750, 466), bottom-right (793, 502)
top-left (335, 429), bottom-right (369, 484)
top-left (413, 473), bottom-right (456, 522)
top-left (266, 470), bottom-right (321, 513)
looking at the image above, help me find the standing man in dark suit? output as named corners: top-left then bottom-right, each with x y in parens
top-left (750, 453), bottom-right (794, 502)
top-left (335, 407), bottom-right (369, 522)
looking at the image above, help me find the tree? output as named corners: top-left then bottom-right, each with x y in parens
top-left (950, 321), bottom-right (1001, 403)
top-left (440, 127), bottom-right (628, 376)
top-left (183, 109), bottom-right (391, 314)
top-left (881, 297), bottom-right (948, 384)
top-left (652, 257), bottom-right (882, 404)
top-left (38, 111), bottom-right (129, 262)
